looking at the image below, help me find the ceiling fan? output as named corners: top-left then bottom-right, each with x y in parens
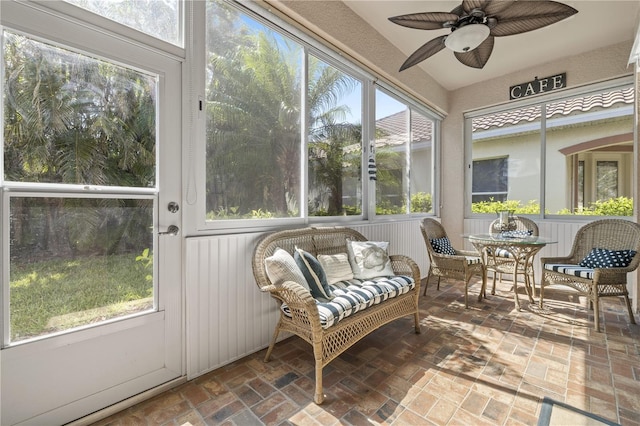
top-left (389, 0), bottom-right (578, 71)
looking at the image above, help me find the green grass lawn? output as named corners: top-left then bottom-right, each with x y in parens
top-left (10, 253), bottom-right (153, 342)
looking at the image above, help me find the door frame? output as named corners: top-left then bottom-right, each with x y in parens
top-left (0, 2), bottom-right (185, 424)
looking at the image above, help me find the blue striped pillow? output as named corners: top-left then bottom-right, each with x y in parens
top-left (294, 247), bottom-right (334, 301)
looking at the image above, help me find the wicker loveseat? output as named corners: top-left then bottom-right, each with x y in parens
top-left (252, 226), bottom-right (421, 404)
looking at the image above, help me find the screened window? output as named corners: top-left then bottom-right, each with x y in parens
top-left (3, 31), bottom-right (157, 343)
top-left (203, 0), bottom-right (440, 224)
top-left (307, 56), bottom-right (363, 217)
top-left (468, 83), bottom-right (633, 217)
top-left (205, 0), bottom-right (302, 220)
top-left (64, 0), bottom-right (182, 46)
top-left (375, 89), bottom-right (435, 215)
top-left (545, 87), bottom-right (633, 215)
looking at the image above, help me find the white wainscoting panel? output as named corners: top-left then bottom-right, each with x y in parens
top-left (185, 219), bottom-right (428, 379)
top-left (185, 232), bottom-right (277, 379)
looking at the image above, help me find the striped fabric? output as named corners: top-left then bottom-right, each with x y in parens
top-left (492, 248), bottom-right (513, 258)
top-left (465, 256), bottom-right (482, 265)
top-left (544, 263), bottom-right (594, 279)
top-left (281, 275), bottom-right (415, 329)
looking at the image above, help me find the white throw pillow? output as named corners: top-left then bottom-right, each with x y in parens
top-left (265, 248), bottom-right (310, 291)
top-left (318, 253), bottom-right (354, 285)
top-left (347, 240), bottom-right (394, 279)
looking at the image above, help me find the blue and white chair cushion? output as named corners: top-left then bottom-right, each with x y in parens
top-left (544, 263), bottom-right (594, 279)
top-left (501, 230), bottom-right (533, 238)
top-left (578, 248), bottom-right (636, 269)
top-left (430, 237), bottom-right (456, 255)
top-left (280, 275), bottom-right (415, 329)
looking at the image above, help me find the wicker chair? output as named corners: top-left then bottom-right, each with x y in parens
top-left (420, 218), bottom-right (485, 308)
top-left (539, 219), bottom-right (640, 332)
top-left (486, 216), bottom-right (539, 296)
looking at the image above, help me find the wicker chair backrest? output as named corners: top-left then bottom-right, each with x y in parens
top-left (420, 218), bottom-right (450, 257)
top-left (252, 226), bottom-right (367, 291)
top-left (489, 216), bottom-right (539, 235)
top-left (568, 219), bottom-right (640, 268)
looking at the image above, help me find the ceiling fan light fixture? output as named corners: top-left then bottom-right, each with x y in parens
top-left (444, 24), bottom-right (490, 52)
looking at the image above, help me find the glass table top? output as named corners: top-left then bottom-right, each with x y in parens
top-left (464, 233), bottom-right (557, 245)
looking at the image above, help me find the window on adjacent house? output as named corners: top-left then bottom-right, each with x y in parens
top-left (577, 160), bottom-right (585, 209)
top-left (467, 81), bottom-right (633, 217)
top-left (469, 105), bottom-right (542, 214)
top-left (596, 160), bottom-right (619, 200)
top-left (472, 157), bottom-right (508, 203)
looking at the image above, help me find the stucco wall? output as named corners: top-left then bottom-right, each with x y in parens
top-left (443, 41), bottom-right (635, 244)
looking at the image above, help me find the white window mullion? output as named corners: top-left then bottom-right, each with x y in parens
top-left (301, 47), bottom-right (309, 220)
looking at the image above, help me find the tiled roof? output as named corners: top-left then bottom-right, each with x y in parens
top-left (349, 86), bottom-right (633, 149)
top-left (472, 87), bottom-right (634, 131)
top-left (375, 110), bottom-right (433, 146)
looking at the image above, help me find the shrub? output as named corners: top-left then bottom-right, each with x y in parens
top-left (410, 192), bottom-right (432, 213)
top-left (471, 199), bottom-right (540, 215)
top-left (472, 197), bottom-right (633, 216)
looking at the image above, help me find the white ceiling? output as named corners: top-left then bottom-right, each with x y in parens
top-left (344, 0), bottom-right (640, 91)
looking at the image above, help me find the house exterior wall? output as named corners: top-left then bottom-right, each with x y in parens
top-left (473, 118), bottom-right (634, 213)
top-left (443, 40), bottom-right (635, 245)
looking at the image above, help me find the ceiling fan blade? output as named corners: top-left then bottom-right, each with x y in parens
top-left (389, 12), bottom-right (459, 30)
top-left (454, 35), bottom-right (494, 68)
top-left (462, 0), bottom-right (489, 14)
top-left (450, 4), bottom-right (464, 16)
top-left (399, 35), bottom-right (447, 71)
top-left (491, 1), bottom-right (578, 37)
top-left (482, 0), bottom-right (516, 16)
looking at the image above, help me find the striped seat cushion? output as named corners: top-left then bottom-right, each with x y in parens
top-left (281, 275), bottom-right (415, 329)
top-left (492, 248), bottom-right (513, 258)
top-left (544, 263), bottom-right (594, 279)
top-left (465, 256), bottom-right (482, 265)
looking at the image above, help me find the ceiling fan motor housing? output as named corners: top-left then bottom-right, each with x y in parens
top-left (445, 23), bottom-right (490, 52)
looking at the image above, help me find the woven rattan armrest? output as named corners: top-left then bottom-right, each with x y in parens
top-left (540, 255), bottom-right (576, 265)
top-left (389, 254), bottom-right (421, 286)
top-left (430, 252), bottom-right (476, 272)
top-left (456, 249), bottom-right (482, 258)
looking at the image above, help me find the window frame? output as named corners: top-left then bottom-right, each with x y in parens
top-left (464, 75), bottom-right (634, 220)
top-left (30, 0), bottom-right (185, 55)
top-left (187, 0), bottom-right (442, 235)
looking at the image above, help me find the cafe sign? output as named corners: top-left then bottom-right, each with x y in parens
top-left (509, 73), bottom-right (566, 100)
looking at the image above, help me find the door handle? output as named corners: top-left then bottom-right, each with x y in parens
top-left (159, 225), bottom-right (180, 236)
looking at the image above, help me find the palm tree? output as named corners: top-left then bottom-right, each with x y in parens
top-left (205, 1), bottom-right (362, 218)
top-left (307, 58), bottom-right (361, 216)
top-left (3, 32), bottom-right (156, 258)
